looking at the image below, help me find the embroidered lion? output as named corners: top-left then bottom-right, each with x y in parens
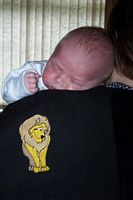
top-left (19, 114), bottom-right (51, 173)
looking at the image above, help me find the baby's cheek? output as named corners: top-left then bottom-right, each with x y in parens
top-left (42, 70), bottom-right (48, 85)
top-left (42, 69), bottom-right (54, 86)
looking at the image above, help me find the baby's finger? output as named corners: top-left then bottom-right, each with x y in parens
top-left (28, 77), bottom-right (38, 84)
top-left (29, 87), bottom-right (39, 94)
top-left (28, 82), bottom-right (37, 89)
top-left (25, 72), bottom-right (38, 78)
top-left (35, 73), bottom-right (41, 79)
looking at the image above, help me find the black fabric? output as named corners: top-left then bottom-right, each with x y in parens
top-left (0, 86), bottom-right (120, 200)
top-left (107, 88), bottom-right (133, 200)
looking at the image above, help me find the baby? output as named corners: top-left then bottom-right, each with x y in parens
top-left (2, 26), bottom-right (114, 104)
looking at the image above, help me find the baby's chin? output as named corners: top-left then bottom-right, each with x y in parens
top-left (47, 85), bottom-right (66, 90)
top-left (47, 86), bottom-right (56, 89)
top-left (43, 80), bottom-right (55, 89)
top-left (43, 81), bottom-right (65, 90)
top-left (44, 84), bottom-right (57, 89)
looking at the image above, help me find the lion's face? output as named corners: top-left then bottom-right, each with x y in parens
top-left (29, 122), bottom-right (49, 143)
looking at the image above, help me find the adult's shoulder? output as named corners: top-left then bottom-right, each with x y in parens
top-left (106, 87), bottom-right (133, 114)
top-left (0, 85), bottom-right (111, 117)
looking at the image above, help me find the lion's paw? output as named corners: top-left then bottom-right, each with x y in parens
top-left (28, 165), bottom-right (50, 173)
top-left (29, 165), bottom-right (33, 171)
top-left (41, 166), bottom-right (50, 172)
top-left (33, 166), bottom-right (40, 173)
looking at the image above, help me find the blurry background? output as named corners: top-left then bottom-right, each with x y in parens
top-left (0, 0), bottom-right (117, 106)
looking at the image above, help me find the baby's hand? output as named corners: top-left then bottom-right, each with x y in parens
top-left (24, 72), bottom-right (40, 94)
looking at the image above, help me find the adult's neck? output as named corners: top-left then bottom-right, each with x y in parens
top-left (109, 69), bottom-right (133, 87)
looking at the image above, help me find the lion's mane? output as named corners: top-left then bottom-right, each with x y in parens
top-left (19, 114), bottom-right (51, 152)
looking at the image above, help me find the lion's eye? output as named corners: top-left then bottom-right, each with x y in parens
top-left (39, 128), bottom-right (43, 131)
top-left (44, 130), bottom-right (47, 134)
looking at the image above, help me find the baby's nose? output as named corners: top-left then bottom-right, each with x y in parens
top-left (56, 76), bottom-right (72, 90)
top-left (64, 82), bottom-right (73, 90)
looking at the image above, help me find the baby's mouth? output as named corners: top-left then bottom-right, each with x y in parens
top-left (46, 84), bottom-right (56, 89)
top-left (49, 86), bottom-right (56, 89)
top-left (46, 83), bottom-right (64, 90)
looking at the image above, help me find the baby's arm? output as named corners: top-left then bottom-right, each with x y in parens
top-left (1, 62), bottom-right (41, 104)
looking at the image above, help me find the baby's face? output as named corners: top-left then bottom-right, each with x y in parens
top-left (42, 45), bottom-right (97, 90)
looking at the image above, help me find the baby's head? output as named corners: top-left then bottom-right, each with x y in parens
top-left (43, 26), bottom-right (114, 90)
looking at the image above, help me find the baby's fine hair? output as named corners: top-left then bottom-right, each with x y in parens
top-left (61, 26), bottom-right (114, 59)
top-left (53, 26), bottom-right (114, 82)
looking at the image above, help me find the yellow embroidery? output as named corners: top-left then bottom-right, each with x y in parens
top-left (19, 114), bottom-right (51, 173)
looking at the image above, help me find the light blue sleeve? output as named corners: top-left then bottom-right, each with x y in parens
top-left (1, 61), bottom-right (47, 104)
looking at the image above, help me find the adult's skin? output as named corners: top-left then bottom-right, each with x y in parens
top-left (106, 0), bottom-right (133, 199)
